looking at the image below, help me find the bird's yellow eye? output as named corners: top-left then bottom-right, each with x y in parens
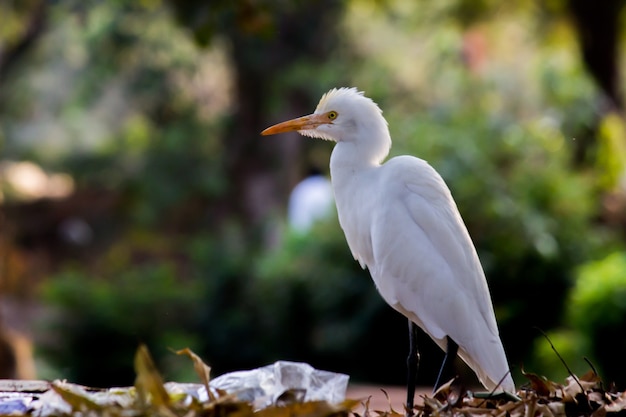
top-left (328, 111), bottom-right (338, 120)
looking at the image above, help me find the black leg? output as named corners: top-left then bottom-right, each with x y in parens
top-left (406, 320), bottom-right (420, 416)
top-left (433, 336), bottom-right (459, 393)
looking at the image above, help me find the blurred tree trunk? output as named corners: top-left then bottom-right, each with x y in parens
top-left (567, 0), bottom-right (626, 237)
top-left (567, 0), bottom-right (626, 167)
top-left (167, 1), bottom-right (344, 234)
top-left (0, 0), bottom-right (47, 87)
top-left (568, 0), bottom-right (625, 111)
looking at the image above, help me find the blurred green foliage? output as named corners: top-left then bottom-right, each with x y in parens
top-left (40, 249), bottom-right (205, 386)
top-left (568, 252), bottom-right (626, 388)
top-left (529, 251), bottom-right (626, 389)
top-left (529, 329), bottom-right (591, 385)
top-left (1, 0), bottom-right (626, 390)
top-left (596, 114), bottom-right (626, 190)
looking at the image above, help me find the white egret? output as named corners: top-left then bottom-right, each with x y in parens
top-left (262, 88), bottom-right (515, 410)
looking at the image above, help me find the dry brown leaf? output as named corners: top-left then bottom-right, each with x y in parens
top-left (255, 399), bottom-right (355, 417)
top-left (175, 347), bottom-right (215, 402)
top-left (133, 344), bottom-right (173, 411)
top-left (497, 398), bottom-right (524, 414)
top-left (50, 382), bottom-right (104, 413)
top-left (374, 388), bottom-right (404, 416)
top-left (546, 400), bottom-right (566, 417)
top-left (580, 370), bottom-right (602, 384)
top-left (591, 405), bottom-right (607, 417)
top-left (604, 391), bottom-right (626, 413)
top-left (535, 402), bottom-right (556, 417)
top-left (563, 374), bottom-right (598, 398)
top-left (521, 368), bottom-right (557, 397)
top-left (200, 400), bottom-right (255, 417)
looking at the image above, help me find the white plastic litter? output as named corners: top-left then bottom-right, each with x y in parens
top-left (209, 361), bottom-right (350, 410)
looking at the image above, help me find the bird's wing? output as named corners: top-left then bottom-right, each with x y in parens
top-left (367, 156), bottom-right (511, 389)
top-left (369, 156), bottom-right (496, 334)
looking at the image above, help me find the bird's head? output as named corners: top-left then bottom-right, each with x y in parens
top-left (262, 87), bottom-right (388, 144)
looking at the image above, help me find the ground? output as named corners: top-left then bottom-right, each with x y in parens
top-left (346, 384), bottom-right (429, 414)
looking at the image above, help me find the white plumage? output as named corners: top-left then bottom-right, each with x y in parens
top-left (262, 87), bottom-right (515, 393)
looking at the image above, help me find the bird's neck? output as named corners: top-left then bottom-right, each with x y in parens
top-left (331, 119), bottom-right (391, 168)
top-left (329, 137), bottom-right (387, 190)
top-left (329, 117), bottom-right (391, 196)
top-left (330, 142), bottom-right (377, 174)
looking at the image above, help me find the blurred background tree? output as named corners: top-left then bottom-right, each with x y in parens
top-left (1, 0), bottom-right (626, 390)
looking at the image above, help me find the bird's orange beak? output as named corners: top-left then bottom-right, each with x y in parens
top-left (261, 113), bottom-right (328, 136)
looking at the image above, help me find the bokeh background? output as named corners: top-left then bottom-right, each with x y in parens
top-left (1, 0), bottom-right (626, 391)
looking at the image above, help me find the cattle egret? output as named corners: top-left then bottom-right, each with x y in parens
top-left (262, 88), bottom-right (515, 411)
